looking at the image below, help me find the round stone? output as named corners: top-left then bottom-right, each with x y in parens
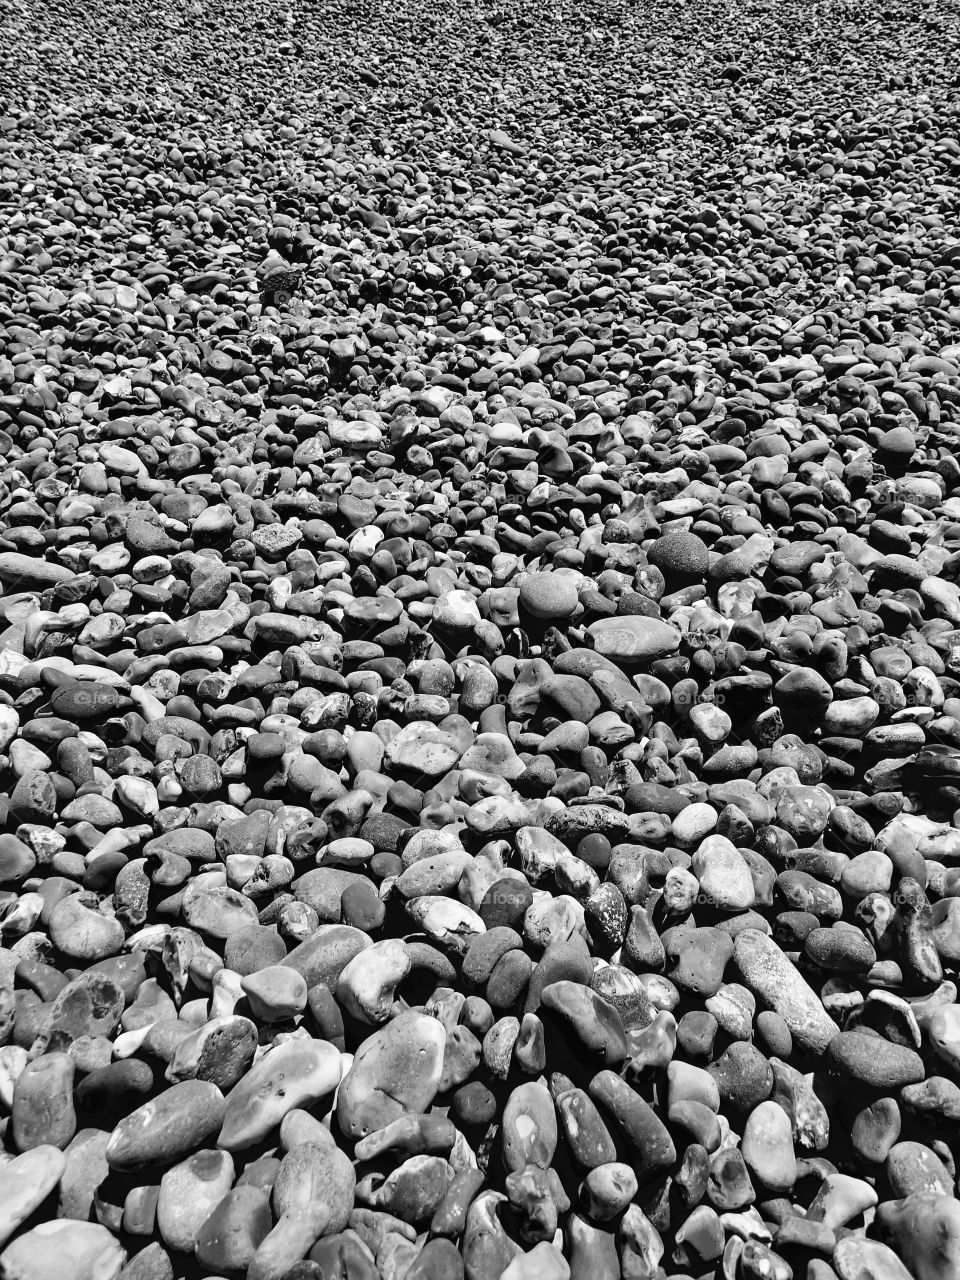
top-left (519, 573), bottom-right (580, 620)
top-left (647, 532), bottom-right (710, 580)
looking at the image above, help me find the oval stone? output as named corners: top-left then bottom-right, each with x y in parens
top-left (106, 1080), bottom-right (226, 1171)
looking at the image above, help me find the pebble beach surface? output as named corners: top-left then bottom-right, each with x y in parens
top-left (2, 0), bottom-right (960, 1277)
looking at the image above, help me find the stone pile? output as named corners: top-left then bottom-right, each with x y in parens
top-left (0, 0), bottom-right (960, 1276)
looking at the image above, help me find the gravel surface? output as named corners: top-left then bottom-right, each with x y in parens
top-left (2, 0), bottom-right (960, 1277)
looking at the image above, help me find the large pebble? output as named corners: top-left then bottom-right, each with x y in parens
top-left (106, 1082), bottom-right (226, 1171)
top-left (337, 1013), bottom-right (446, 1140)
top-left (218, 1040), bottom-right (342, 1151)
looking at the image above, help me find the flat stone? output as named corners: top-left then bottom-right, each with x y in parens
top-left (586, 616), bottom-right (681, 664)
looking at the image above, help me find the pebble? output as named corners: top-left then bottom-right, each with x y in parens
top-left (218, 1039), bottom-right (341, 1151)
top-left (0, 1147), bottom-right (66, 1247)
top-left (586, 617), bottom-right (680, 664)
top-left (273, 1131), bottom-right (355, 1232)
top-left (877, 1194), bottom-right (960, 1280)
top-left (106, 1081), bottom-right (226, 1171)
top-left (741, 1101), bottom-right (797, 1191)
top-left (12, 1055), bottom-right (76, 1152)
top-left (519, 574), bottom-right (580, 622)
top-left (195, 1184), bottom-right (273, 1274)
top-left (0, 1221), bottom-right (125, 1280)
top-left (241, 966), bottom-right (309, 1022)
top-left (734, 930), bottom-right (839, 1054)
top-left (338, 1012), bottom-right (446, 1140)
top-left (588, 1071), bottom-right (676, 1179)
top-left (156, 1149), bottom-right (235, 1254)
top-left (826, 1032), bottom-right (925, 1089)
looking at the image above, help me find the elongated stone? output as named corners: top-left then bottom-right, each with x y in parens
top-left (734, 930), bottom-right (839, 1054)
top-left (106, 1081), bottom-right (226, 1171)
